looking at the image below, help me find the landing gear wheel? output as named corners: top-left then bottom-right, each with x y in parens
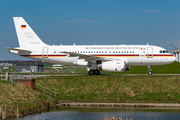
top-left (148, 71), bottom-right (152, 75)
top-left (88, 70), bottom-right (94, 75)
top-left (94, 70), bottom-right (100, 75)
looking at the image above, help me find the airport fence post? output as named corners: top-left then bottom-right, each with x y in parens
top-left (30, 72), bottom-right (31, 80)
top-left (0, 67), bottom-right (3, 80)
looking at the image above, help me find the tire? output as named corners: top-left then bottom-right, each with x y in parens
top-left (148, 71), bottom-right (152, 75)
top-left (88, 70), bottom-right (94, 75)
top-left (94, 70), bottom-right (100, 75)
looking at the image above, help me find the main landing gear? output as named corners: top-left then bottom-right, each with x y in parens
top-left (88, 69), bottom-right (100, 75)
top-left (148, 65), bottom-right (152, 75)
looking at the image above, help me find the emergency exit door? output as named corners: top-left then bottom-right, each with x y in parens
top-left (42, 47), bottom-right (48, 58)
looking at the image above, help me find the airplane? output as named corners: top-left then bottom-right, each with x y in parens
top-left (7, 17), bottom-right (176, 75)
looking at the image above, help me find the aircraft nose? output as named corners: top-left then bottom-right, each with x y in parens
top-left (171, 55), bottom-right (176, 62)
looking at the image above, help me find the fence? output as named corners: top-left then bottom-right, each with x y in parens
top-left (35, 83), bottom-right (57, 98)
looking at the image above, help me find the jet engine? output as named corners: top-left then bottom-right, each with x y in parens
top-left (97, 61), bottom-right (125, 72)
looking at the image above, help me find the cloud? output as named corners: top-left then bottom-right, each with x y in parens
top-left (143, 10), bottom-right (160, 13)
top-left (58, 19), bottom-right (101, 23)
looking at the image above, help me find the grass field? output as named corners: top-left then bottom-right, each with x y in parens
top-left (36, 75), bottom-right (180, 103)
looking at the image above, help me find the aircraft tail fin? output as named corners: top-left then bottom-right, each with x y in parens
top-left (13, 17), bottom-right (47, 47)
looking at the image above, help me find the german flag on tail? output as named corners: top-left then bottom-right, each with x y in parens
top-left (21, 25), bottom-right (26, 28)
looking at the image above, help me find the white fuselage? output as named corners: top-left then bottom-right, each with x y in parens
top-left (17, 44), bottom-right (175, 66)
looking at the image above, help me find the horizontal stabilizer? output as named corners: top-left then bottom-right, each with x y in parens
top-left (6, 47), bottom-right (32, 53)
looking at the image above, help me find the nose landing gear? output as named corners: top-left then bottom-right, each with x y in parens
top-left (148, 65), bottom-right (152, 75)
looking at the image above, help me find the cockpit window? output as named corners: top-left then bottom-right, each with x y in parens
top-left (160, 50), bottom-right (168, 53)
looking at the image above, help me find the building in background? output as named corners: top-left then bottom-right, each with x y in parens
top-left (0, 60), bottom-right (46, 73)
top-left (16, 64), bottom-right (44, 73)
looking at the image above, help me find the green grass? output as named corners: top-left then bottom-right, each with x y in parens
top-left (0, 80), bottom-right (55, 117)
top-left (36, 75), bottom-right (180, 103)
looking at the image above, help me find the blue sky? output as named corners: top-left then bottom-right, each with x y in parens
top-left (1, 0), bottom-right (180, 60)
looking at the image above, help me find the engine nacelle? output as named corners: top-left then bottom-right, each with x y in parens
top-left (97, 61), bottom-right (125, 72)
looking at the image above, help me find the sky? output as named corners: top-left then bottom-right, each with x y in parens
top-left (1, 0), bottom-right (180, 60)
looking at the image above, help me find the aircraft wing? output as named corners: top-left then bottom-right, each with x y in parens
top-left (6, 47), bottom-right (32, 53)
top-left (61, 51), bottom-right (129, 64)
top-left (61, 51), bottom-right (111, 63)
